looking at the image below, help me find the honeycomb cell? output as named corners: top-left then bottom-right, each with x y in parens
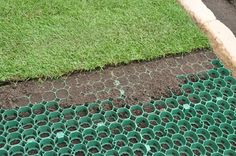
top-left (22, 128), bottom-right (37, 141)
top-left (187, 93), bottom-right (200, 104)
top-left (3, 109), bottom-right (18, 121)
top-left (208, 69), bottom-right (220, 79)
top-left (147, 140), bottom-right (160, 153)
top-left (122, 119), bottom-right (136, 132)
top-left (208, 125), bottom-right (222, 138)
top-left (133, 143), bottom-right (147, 155)
top-left (204, 140), bottom-right (218, 153)
top-left (32, 104), bottom-right (46, 115)
top-left (92, 113), bottom-right (105, 124)
top-left (214, 78), bottom-right (227, 88)
top-left (172, 109), bottom-right (185, 121)
top-left (45, 101), bottom-right (59, 112)
top-left (7, 132), bottom-right (22, 145)
top-left (130, 105), bottom-right (143, 116)
top-left (65, 119), bottom-right (78, 132)
top-left (117, 108), bottom-right (130, 119)
top-left (165, 98), bottom-right (178, 108)
top-left (87, 141), bottom-right (101, 154)
top-left (172, 133), bottom-right (186, 147)
top-left (34, 114), bottom-right (48, 126)
top-left (25, 142), bottom-right (40, 155)
top-left (49, 111), bottom-right (61, 123)
top-left (79, 117), bottom-right (92, 128)
top-left (83, 128), bottom-right (97, 142)
top-left (109, 123), bottom-right (123, 135)
top-left (184, 131), bottom-right (198, 144)
top-left (5, 120), bottom-right (19, 133)
top-left (179, 146), bottom-right (193, 156)
top-left (104, 111), bottom-right (118, 122)
top-left (141, 128), bottom-right (154, 140)
top-left (73, 144), bottom-right (87, 155)
top-left (165, 122), bottom-right (179, 135)
top-left (96, 125), bottom-right (110, 138)
top-left (9, 145), bottom-right (24, 156)
top-left (119, 146), bottom-right (133, 156)
top-left (148, 114), bottom-right (161, 126)
top-left (196, 128), bottom-right (210, 141)
top-left (40, 138), bottom-right (55, 152)
top-left (191, 143), bottom-right (206, 156)
top-left (114, 134), bottom-right (128, 147)
top-left (159, 137), bottom-right (173, 150)
top-left (75, 106), bottom-right (88, 117)
top-left (18, 106), bottom-right (32, 118)
top-left (101, 138), bottom-right (113, 150)
top-left (62, 108), bottom-right (75, 120)
top-left (127, 131), bottom-right (141, 144)
top-left (143, 103), bottom-right (155, 113)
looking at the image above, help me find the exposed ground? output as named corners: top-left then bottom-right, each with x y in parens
top-left (0, 0), bottom-right (209, 81)
top-left (0, 49), bottom-right (215, 109)
top-left (203, 0), bottom-right (236, 35)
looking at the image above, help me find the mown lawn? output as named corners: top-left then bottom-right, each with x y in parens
top-left (0, 0), bottom-right (210, 81)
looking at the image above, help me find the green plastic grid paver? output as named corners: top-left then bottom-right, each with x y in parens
top-left (0, 59), bottom-right (236, 156)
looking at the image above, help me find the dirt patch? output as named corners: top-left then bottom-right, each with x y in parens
top-left (0, 49), bottom-right (215, 108)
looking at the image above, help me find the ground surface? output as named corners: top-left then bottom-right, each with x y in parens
top-left (0, 0), bottom-right (209, 81)
top-left (203, 0), bottom-right (236, 35)
top-left (0, 49), bottom-right (215, 109)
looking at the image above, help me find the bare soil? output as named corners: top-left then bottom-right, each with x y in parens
top-left (0, 49), bottom-right (215, 108)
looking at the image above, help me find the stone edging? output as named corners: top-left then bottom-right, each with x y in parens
top-left (177, 0), bottom-right (236, 77)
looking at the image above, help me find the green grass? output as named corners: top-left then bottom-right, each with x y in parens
top-left (0, 0), bottom-right (210, 81)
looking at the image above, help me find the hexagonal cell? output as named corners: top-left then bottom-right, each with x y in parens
top-left (122, 119), bottom-right (136, 132)
top-left (75, 106), bottom-right (88, 117)
top-left (114, 134), bottom-right (128, 147)
top-left (142, 103), bottom-right (155, 113)
top-left (100, 138), bottom-right (114, 153)
top-left (87, 141), bottom-right (101, 154)
top-left (204, 140), bottom-right (218, 153)
top-left (83, 128), bottom-right (97, 142)
top-left (3, 109), bottom-right (18, 121)
top-left (62, 108), bottom-right (75, 120)
top-left (32, 104), bottom-right (46, 115)
top-left (191, 143), bottom-right (206, 156)
top-left (109, 123), bottom-right (123, 135)
top-left (159, 137), bottom-right (173, 150)
top-left (172, 134), bottom-right (186, 147)
top-left (18, 106), bottom-right (32, 118)
top-left (127, 131), bottom-right (141, 144)
top-left (73, 144), bottom-right (87, 156)
top-left (208, 69), bottom-right (220, 79)
top-left (179, 146), bottom-right (193, 156)
top-left (79, 117), bottom-right (92, 128)
top-left (96, 125), bottom-right (110, 138)
top-left (178, 120), bottom-right (191, 132)
top-left (141, 128), bottom-right (154, 140)
top-left (133, 143), bottom-right (148, 155)
top-left (117, 108), bottom-right (131, 119)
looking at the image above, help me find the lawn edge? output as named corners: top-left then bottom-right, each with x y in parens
top-left (177, 0), bottom-right (236, 77)
top-left (0, 48), bottom-right (210, 86)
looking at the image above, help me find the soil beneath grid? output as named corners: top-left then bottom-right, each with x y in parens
top-left (0, 49), bottom-right (215, 109)
top-left (203, 0), bottom-right (236, 35)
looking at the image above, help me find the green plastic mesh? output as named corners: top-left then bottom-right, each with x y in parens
top-left (0, 59), bottom-right (236, 156)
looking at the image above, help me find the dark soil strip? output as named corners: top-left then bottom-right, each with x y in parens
top-left (202, 0), bottom-right (236, 35)
top-left (0, 49), bottom-right (215, 109)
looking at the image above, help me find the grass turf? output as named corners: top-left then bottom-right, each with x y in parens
top-left (0, 0), bottom-right (210, 81)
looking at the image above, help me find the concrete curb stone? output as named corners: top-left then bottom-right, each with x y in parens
top-left (177, 0), bottom-right (236, 77)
